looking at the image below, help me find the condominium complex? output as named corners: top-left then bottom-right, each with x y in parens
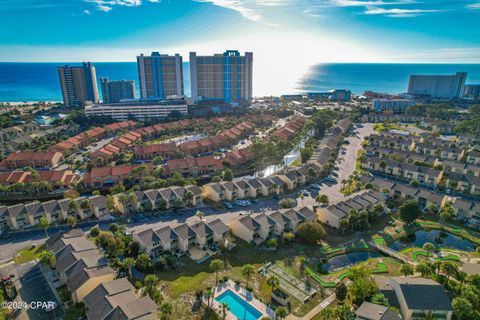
top-left (190, 50), bottom-right (253, 103)
top-left (85, 98), bottom-right (188, 121)
top-left (137, 52), bottom-right (184, 99)
top-left (407, 72), bottom-right (467, 99)
top-left (373, 99), bottom-right (416, 113)
top-left (463, 84), bottom-right (480, 98)
top-left (100, 78), bottom-right (135, 103)
top-left (58, 62), bottom-right (99, 106)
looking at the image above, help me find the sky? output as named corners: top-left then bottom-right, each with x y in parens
top-left (1, 0), bottom-right (479, 92)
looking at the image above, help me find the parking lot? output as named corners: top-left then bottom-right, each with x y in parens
top-left (15, 263), bottom-right (62, 320)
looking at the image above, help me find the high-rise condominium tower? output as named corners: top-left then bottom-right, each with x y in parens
top-left (190, 50), bottom-right (253, 103)
top-left (100, 78), bottom-right (136, 103)
top-left (58, 62), bottom-right (99, 106)
top-left (137, 52), bottom-right (184, 99)
top-left (407, 72), bottom-right (467, 99)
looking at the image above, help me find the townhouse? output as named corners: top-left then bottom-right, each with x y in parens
top-left (133, 142), bottom-right (177, 161)
top-left (0, 151), bottom-right (63, 170)
top-left (115, 185), bottom-right (202, 215)
top-left (84, 163), bottom-right (153, 188)
top-left (133, 218), bottom-right (230, 261)
top-left (50, 127), bottom-right (106, 154)
top-left (163, 156), bottom-right (222, 178)
top-left (377, 277), bottom-right (453, 320)
top-left (317, 190), bottom-right (387, 229)
top-left (444, 172), bottom-right (480, 195)
top-left (46, 230), bottom-right (115, 303)
top-left (272, 116), bottom-right (306, 141)
top-left (222, 148), bottom-right (255, 167)
top-left (0, 194), bottom-right (110, 232)
top-left (91, 131), bottom-right (142, 164)
top-left (83, 278), bottom-right (157, 320)
top-left (466, 150), bottom-right (480, 165)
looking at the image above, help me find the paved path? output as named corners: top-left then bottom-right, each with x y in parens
top-left (286, 293), bottom-right (336, 320)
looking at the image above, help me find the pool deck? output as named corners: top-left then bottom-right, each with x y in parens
top-left (206, 280), bottom-right (275, 320)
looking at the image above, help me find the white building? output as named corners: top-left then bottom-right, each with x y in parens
top-left (85, 100), bottom-right (188, 121)
top-left (407, 72), bottom-right (467, 99)
top-left (373, 99), bottom-right (416, 113)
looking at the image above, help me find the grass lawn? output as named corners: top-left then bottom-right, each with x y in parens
top-left (14, 244), bottom-right (46, 264)
top-left (435, 254), bottom-right (460, 262)
top-left (372, 235), bottom-right (386, 245)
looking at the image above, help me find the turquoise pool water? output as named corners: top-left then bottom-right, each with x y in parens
top-left (215, 290), bottom-right (262, 320)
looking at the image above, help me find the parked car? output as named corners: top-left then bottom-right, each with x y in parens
top-left (224, 202), bottom-right (233, 209)
top-left (311, 184), bottom-right (321, 189)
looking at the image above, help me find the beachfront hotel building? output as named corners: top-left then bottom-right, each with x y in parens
top-left (407, 72), bottom-right (467, 99)
top-left (137, 52), bottom-right (184, 99)
top-left (100, 78), bottom-right (135, 103)
top-left (463, 84), bottom-right (480, 98)
top-left (85, 98), bottom-right (188, 121)
top-left (189, 50), bottom-right (253, 103)
top-left (58, 62), bottom-right (99, 106)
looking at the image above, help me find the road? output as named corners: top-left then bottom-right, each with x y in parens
top-left (307, 123), bottom-right (374, 205)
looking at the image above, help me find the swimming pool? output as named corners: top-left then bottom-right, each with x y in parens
top-left (215, 290), bottom-right (262, 320)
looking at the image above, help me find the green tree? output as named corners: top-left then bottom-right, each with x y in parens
top-left (370, 293), bottom-right (389, 307)
top-left (136, 253), bottom-right (153, 272)
top-left (275, 306), bottom-right (288, 320)
top-left (335, 282), bottom-right (348, 302)
top-left (39, 250), bottom-right (56, 267)
top-left (398, 200), bottom-right (422, 225)
top-left (400, 264), bottom-right (414, 277)
top-left (210, 259), bottom-right (224, 286)
top-left (316, 194), bottom-right (329, 205)
top-left (242, 264), bottom-right (256, 290)
top-left (196, 210), bottom-right (205, 221)
top-left (279, 198), bottom-right (295, 209)
top-left (67, 215), bottom-right (77, 229)
top-left (452, 297), bottom-right (473, 320)
top-left (266, 275), bottom-right (280, 299)
top-left (442, 262), bottom-right (458, 282)
top-left (347, 266), bottom-right (379, 305)
top-left (296, 222), bottom-right (326, 243)
top-left (416, 262), bottom-right (433, 277)
top-left (423, 242), bottom-right (436, 260)
top-left (159, 302), bottom-right (173, 320)
top-left (38, 216), bottom-right (49, 239)
top-left (124, 257), bottom-right (135, 279)
top-left (222, 169), bottom-right (233, 181)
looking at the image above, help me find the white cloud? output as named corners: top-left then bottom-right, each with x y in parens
top-left (466, 2), bottom-right (480, 9)
top-left (332, 0), bottom-right (416, 7)
top-left (85, 0), bottom-right (161, 12)
top-left (364, 7), bottom-right (442, 17)
top-left (84, 9), bottom-right (92, 14)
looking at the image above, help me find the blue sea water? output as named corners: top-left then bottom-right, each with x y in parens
top-left (0, 62), bottom-right (479, 102)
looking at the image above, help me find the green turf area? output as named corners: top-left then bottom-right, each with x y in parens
top-left (305, 267), bottom-right (336, 288)
top-left (372, 235), bottom-right (386, 245)
top-left (435, 254), bottom-right (460, 262)
top-left (412, 251), bottom-right (431, 262)
top-left (372, 262), bottom-right (388, 273)
top-left (14, 244), bottom-right (46, 264)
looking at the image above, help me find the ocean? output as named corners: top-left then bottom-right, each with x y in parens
top-left (1, 62), bottom-right (479, 102)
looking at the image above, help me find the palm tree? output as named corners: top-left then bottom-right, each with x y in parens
top-left (204, 288), bottom-right (213, 307)
top-left (196, 210), bottom-right (205, 221)
top-left (210, 259), bottom-right (224, 286)
top-left (124, 257), bottom-right (135, 279)
top-left (457, 271), bottom-right (467, 291)
top-left (275, 306), bottom-right (287, 320)
top-left (242, 264), bottom-right (255, 290)
top-left (423, 242), bottom-right (436, 260)
top-left (184, 190), bottom-right (194, 206)
top-left (221, 303), bottom-right (228, 320)
top-left (38, 216), bottom-right (49, 239)
top-left (266, 275), bottom-right (280, 300)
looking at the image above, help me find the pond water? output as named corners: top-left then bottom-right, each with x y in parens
top-left (321, 251), bottom-right (384, 272)
top-left (389, 230), bottom-right (477, 252)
